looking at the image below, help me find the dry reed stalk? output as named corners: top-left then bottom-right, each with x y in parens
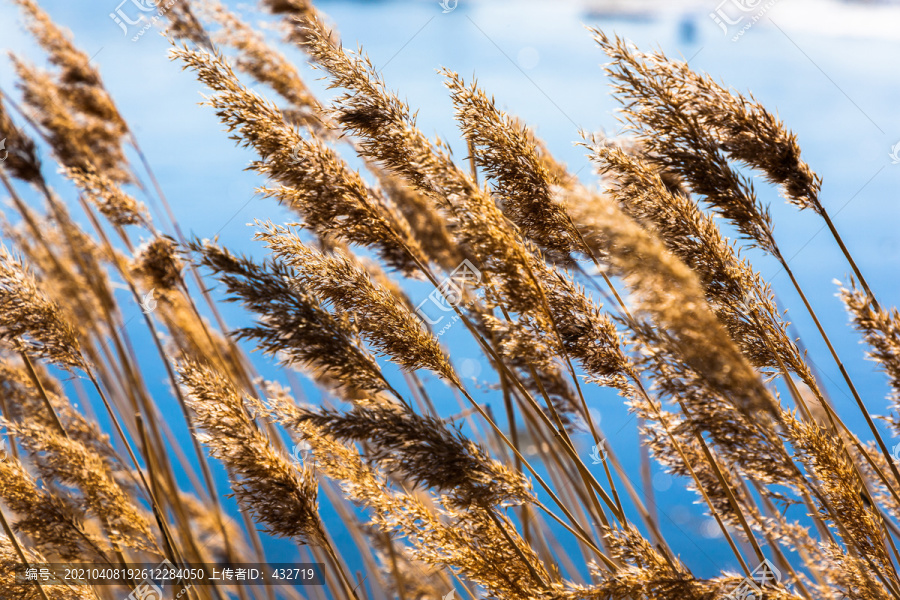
top-left (578, 144), bottom-right (834, 564)
top-left (190, 239), bottom-right (394, 398)
top-left (273, 401), bottom-right (533, 509)
top-left (595, 31), bottom-right (820, 211)
top-left (0, 452), bottom-right (110, 562)
top-left (171, 44), bottom-right (424, 274)
top-left (178, 360), bottom-right (363, 600)
top-left (592, 144), bottom-right (894, 528)
top-left (131, 236), bottom-right (236, 373)
top-left (1, 236), bottom-right (187, 574)
top-left (177, 359), bottom-right (326, 546)
top-left (592, 31), bottom-right (900, 493)
top-left (840, 280), bottom-right (900, 433)
top-left (255, 223), bottom-right (460, 386)
top-left (0, 535), bottom-right (94, 600)
top-left (174, 23), bottom-right (556, 498)
top-left (195, 0), bottom-right (323, 126)
top-left (182, 16), bottom-right (612, 528)
top-left (297, 22), bottom-right (680, 557)
top-left (41, 197), bottom-right (236, 520)
top-left (1, 207), bottom-right (205, 549)
top-left (9, 196), bottom-right (232, 561)
top-left (300, 17), bottom-right (533, 289)
top-left (3, 4), bottom-right (899, 600)
top-left (5, 420), bottom-right (157, 554)
top-left (294, 420), bottom-right (552, 599)
top-left (302, 19), bottom-right (635, 396)
top-left (0, 245), bottom-right (86, 371)
top-left (592, 31), bottom-right (778, 255)
top-left (0, 95), bottom-right (42, 185)
top-left (375, 171), bottom-right (465, 272)
top-left (14, 1), bottom-right (236, 403)
top-left (169, 3), bottom-right (413, 391)
top-left (63, 167), bottom-right (149, 228)
top-left (584, 143), bottom-right (900, 581)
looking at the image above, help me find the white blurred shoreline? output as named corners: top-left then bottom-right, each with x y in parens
top-left (455, 0), bottom-right (900, 40)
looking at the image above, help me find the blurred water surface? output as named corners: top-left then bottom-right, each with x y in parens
top-left (0, 0), bottom-right (899, 583)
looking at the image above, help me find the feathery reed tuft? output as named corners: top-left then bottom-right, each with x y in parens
top-left (178, 359), bottom-right (326, 545)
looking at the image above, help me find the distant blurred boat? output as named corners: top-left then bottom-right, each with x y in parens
top-left (582, 0), bottom-right (704, 20)
top-left (583, 0), bottom-right (658, 20)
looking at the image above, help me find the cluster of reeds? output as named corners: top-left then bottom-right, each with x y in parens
top-left (0, 1), bottom-right (897, 599)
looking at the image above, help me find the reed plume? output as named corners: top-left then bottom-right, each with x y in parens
top-left (63, 167), bottom-right (149, 228)
top-left (196, 0), bottom-right (322, 125)
top-left (444, 70), bottom-right (582, 261)
top-left (5, 420), bottom-right (156, 553)
top-left (0, 453), bottom-right (108, 561)
top-left (163, 0), bottom-right (213, 48)
top-left (274, 401), bottom-right (533, 508)
top-left (593, 144), bottom-right (813, 385)
top-left (841, 280), bottom-right (900, 431)
top-left (303, 18), bottom-right (634, 394)
top-left (256, 224), bottom-right (460, 386)
top-left (171, 43), bottom-right (423, 274)
top-left (0, 359), bottom-right (117, 462)
top-left (190, 239), bottom-right (392, 397)
top-left (0, 97), bottom-right (42, 185)
top-left (592, 31), bottom-right (778, 255)
top-left (0, 245), bottom-right (85, 370)
top-left (177, 359), bottom-right (327, 546)
top-left (12, 0), bottom-right (131, 181)
top-left (593, 30), bottom-right (821, 211)
top-left (0, 536), bottom-right (95, 599)
top-left (293, 420), bottom-right (551, 599)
